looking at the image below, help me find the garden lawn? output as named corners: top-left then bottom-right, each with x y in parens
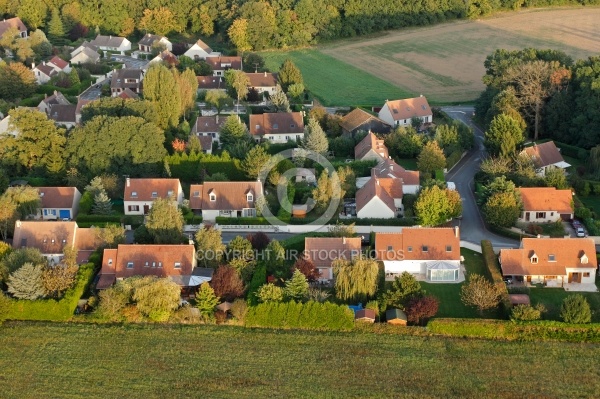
top-left (1, 322), bottom-right (600, 398)
top-left (579, 195), bottom-right (600, 215)
top-left (421, 249), bottom-right (499, 319)
top-left (395, 158), bottom-right (418, 171)
top-left (528, 284), bottom-right (600, 323)
top-left (260, 49), bottom-right (410, 106)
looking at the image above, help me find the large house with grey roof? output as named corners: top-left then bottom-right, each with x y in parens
top-left (90, 34), bottom-right (131, 52)
top-left (111, 68), bottom-right (144, 97)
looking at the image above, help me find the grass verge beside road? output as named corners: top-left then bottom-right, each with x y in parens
top-left (1, 321), bottom-right (600, 398)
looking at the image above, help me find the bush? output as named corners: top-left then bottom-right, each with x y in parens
top-left (230, 299), bottom-right (248, 322)
top-left (76, 214), bottom-right (122, 224)
top-left (246, 263), bottom-right (267, 306)
top-left (216, 217), bottom-right (270, 225)
top-left (245, 301), bottom-right (355, 331)
top-left (560, 294), bottom-right (592, 324)
top-left (554, 141), bottom-right (589, 160)
top-left (481, 240), bottom-right (511, 317)
top-left (510, 304), bottom-right (544, 321)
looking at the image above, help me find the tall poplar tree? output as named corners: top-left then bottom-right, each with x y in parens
top-left (143, 64), bottom-right (181, 129)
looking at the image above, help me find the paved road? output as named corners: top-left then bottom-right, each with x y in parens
top-left (442, 106), bottom-right (518, 249)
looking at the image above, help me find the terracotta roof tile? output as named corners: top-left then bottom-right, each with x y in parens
top-left (384, 96), bottom-right (431, 121)
top-left (189, 181), bottom-right (263, 211)
top-left (205, 56), bottom-right (242, 71)
top-left (13, 221), bottom-right (77, 254)
top-left (189, 184), bottom-right (203, 209)
top-left (304, 237), bottom-right (361, 268)
top-left (375, 227), bottom-right (460, 261)
top-left (37, 187), bottom-right (79, 209)
top-left (36, 63), bottom-right (57, 78)
top-left (522, 141), bottom-right (568, 169)
top-left (518, 187), bottom-right (572, 213)
top-left (117, 88), bottom-right (139, 99)
top-left (355, 177), bottom-right (398, 214)
top-left (48, 56), bottom-right (69, 70)
top-left (197, 75), bottom-right (225, 90)
top-left (245, 72), bottom-right (278, 87)
top-left (192, 115), bottom-right (225, 134)
top-left (373, 159), bottom-right (420, 186)
top-left (340, 108), bottom-right (390, 133)
top-left (124, 178), bottom-right (181, 202)
top-left (249, 112), bottom-right (304, 136)
top-left (354, 131), bottom-right (388, 160)
top-left (193, 39), bottom-right (212, 53)
top-left (0, 17), bottom-right (27, 37)
top-left (500, 238), bottom-right (597, 276)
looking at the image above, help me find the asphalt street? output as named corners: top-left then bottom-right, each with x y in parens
top-left (442, 106), bottom-right (518, 248)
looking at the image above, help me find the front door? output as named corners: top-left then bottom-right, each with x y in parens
top-left (525, 212), bottom-right (530, 221)
top-left (143, 205), bottom-right (150, 215)
top-left (569, 273), bottom-right (581, 283)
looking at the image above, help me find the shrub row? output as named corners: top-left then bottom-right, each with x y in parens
top-left (245, 301), bottom-right (355, 331)
top-left (481, 240), bottom-right (511, 317)
top-left (1, 263), bottom-right (95, 321)
top-left (554, 141), bottom-right (589, 160)
top-left (289, 217), bottom-right (417, 226)
top-left (486, 224), bottom-right (523, 240)
top-left (246, 263), bottom-right (267, 306)
top-left (428, 318), bottom-right (600, 343)
top-left (75, 214), bottom-right (144, 227)
top-left (216, 217), bottom-right (270, 225)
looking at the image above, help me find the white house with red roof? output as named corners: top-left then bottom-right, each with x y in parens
top-left (517, 187), bottom-right (573, 223)
top-left (249, 112), bottom-right (304, 143)
top-left (245, 72), bottom-right (278, 96)
top-left (184, 39), bottom-right (220, 60)
top-left (371, 158), bottom-right (420, 194)
top-left (123, 178), bottom-right (184, 215)
top-left (375, 227), bottom-right (462, 282)
top-left (378, 96), bottom-right (432, 128)
top-left (189, 181), bottom-right (263, 221)
top-left (205, 56), bottom-right (242, 76)
top-left (355, 176), bottom-right (403, 219)
top-left (500, 237), bottom-right (597, 288)
top-left (354, 131), bottom-right (388, 162)
top-left (304, 237), bottom-right (362, 280)
top-left (520, 141), bottom-right (571, 177)
top-left (47, 56), bottom-right (71, 74)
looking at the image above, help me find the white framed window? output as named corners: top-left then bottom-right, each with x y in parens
top-left (210, 194), bottom-right (216, 201)
top-left (407, 246), bottom-right (412, 252)
top-left (128, 205), bottom-right (140, 212)
top-left (247, 194), bottom-right (253, 202)
top-left (158, 262), bottom-right (162, 268)
top-left (548, 255), bottom-right (556, 262)
top-left (151, 192), bottom-right (158, 198)
top-left (446, 245), bottom-right (452, 252)
top-left (174, 262), bottom-right (181, 269)
top-left (127, 262), bottom-right (134, 269)
top-left (167, 190), bottom-right (173, 197)
top-left (273, 123), bottom-right (278, 129)
top-left (145, 261), bottom-right (149, 267)
top-left (131, 191), bottom-right (138, 198)
top-left (193, 191), bottom-right (200, 197)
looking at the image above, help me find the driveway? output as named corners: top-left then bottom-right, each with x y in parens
top-left (442, 106), bottom-right (518, 249)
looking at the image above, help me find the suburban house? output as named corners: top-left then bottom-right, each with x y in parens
top-left (36, 186), bottom-right (82, 221)
top-left (96, 244), bottom-right (210, 290)
top-left (500, 237), bottom-right (597, 287)
top-left (138, 33), bottom-right (172, 53)
top-left (249, 112), bottom-right (304, 143)
top-left (111, 68), bottom-right (144, 97)
top-left (191, 115), bottom-right (225, 145)
top-left (90, 34), bottom-right (132, 52)
top-left (149, 50), bottom-right (179, 67)
top-left (371, 158), bottom-right (420, 194)
top-left (340, 108), bottom-right (391, 137)
top-left (47, 56), bottom-right (71, 74)
top-left (354, 131), bottom-right (389, 162)
top-left (0, 17), bottom-right (27, 39)
top-left (517, 187), bottom-right (573, 223)
top-left (295, 168), bottom-right (316, 183)
top-left (123, 178), bottom-right (184, 216)
top-left (521, 141), bottom-right (571, 176)
top-left (32, 62), bottom-right (57, 84)
top-left (245, 72), bottom-right (278, 96)
top-left (70, 43), bottom-right (100, 65)
top-left (48, 104), bottom-right (77, 129)
top-left (188, 181), bottom-right (264, 221)
top-left (197, 75), bottom-right (225, 91)
top-left (184, 39), bottom-right (220, 60)
top-left (37, 91), bottom-right (70, 115)
top-left (304, 237), bottom-right (362, 280)
top-left (12, 220), bottom-right (101, 264)
top-left (117, 88), bottom-right (139, 100)
top-left (378, 96), bottom-right (432, 128)
top-left (205, 56), bottom-right (242, 76)
top-left (355, 176), bottom-right (403, 219)
top-left (375, 227), bottom-right (463, 282)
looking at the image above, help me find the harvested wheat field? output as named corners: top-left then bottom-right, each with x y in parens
top-left (320, 7), bottom-right (600, 104)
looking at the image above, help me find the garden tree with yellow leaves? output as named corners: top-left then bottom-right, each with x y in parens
top-left (417, 141), bottom-right (446, 178)
top-left (333, 258), bottom-right (378, 302)
top-left (143, 64), bottom-right (181, 129)
top-left (138, 7), bottom-right (178, 36)
top-left (145, 198), bottom-right (185, 244)
top-left (415, 186), bottom-right (462, 227)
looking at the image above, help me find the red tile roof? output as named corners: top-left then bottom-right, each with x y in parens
top-left (37, 187), bottom-right (79, 209)
top-left (192, 115), bottom-right (225, 134)
top-left (188, 181), bottom-right (263, 211)
top-left (97, 244), bottom-right (197, 289)
top-left (384, 96), bottom-right (431, 121)
top-left (522, 141), bottom-right (568, 169)
top-left (355, 177), bottom-right (400, 214)
top-left (517, 187), bottom-right (572, 213)
top-left (12, 221), bottom-right (100, 258)
top-left (354, 131), bottom-right (388, 160)
top-left (500, 238), bottom-right (597, 276)
top-left (0, 17), bottom-right (27, 37)
top-left (117, 88), bottom-right (139, 99)
top-left (249, 112), bottom-right (304, 136)
top-left (197, 75), bottom-right (225, 90)
top-left (205, 56), bottom-right (242, 71)
top-left (355, 309), bottom-right (376, 321)
top-left (245, 72), bottom-right (278, 88)
top-left (36, 63), bottom-right (57, 78)
top-left (48, 56), bottom-right (69, 70)
top-left (340, 108), bottom-right (389, 133)
top-left (304, 237), bottom-right (361, 268)
top-left (373, 159), bottom-right (420, 186)
top-left (124, 178), bottom-right (181, 202)
top-left (375, 227), bottom-right (460, 261)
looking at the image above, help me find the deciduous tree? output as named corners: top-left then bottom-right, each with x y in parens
top-left (417, 141), bottom-right (446, 177)
top-left (460, 274), bottom-right (501, 314)
top-left (484, 113), bottom-right (524, 158)
top-left (228, 18), bottom-right (251, 52)
top-left (205, 90), bottom-right (233, 115)
top-left (210, 265), bottom-right (245, 302)
top-left (292, 258), bottom-right (320, 283)
top-left (415, 186), bottom-right (461, 227)
top-left (93, 225), bottom-right (126, 249)
top-left (380, 272), bottom-right (423, 309)
top-left (224, 70), bottom-right (250, 109)
top-left (173, 68), bottom-right (198, 119)
top-left (483, 191), bottom-right (522, 228)
top-left (405, 295), bottom-right (439, 325)
top-left (145, 198), bottom-right (185, 244)
top-left (132, 276), bottom-right (181, 321)
top-left (268, 85), bottom-right (290, 112)
top-left (333, 258), bottom-right (379, 301)
top-left (138, 7), bottom-right (178, 36)
top-left (143, 64), bottom-right (181, 129)
top-left (195, 226), bottom-right (226, 268)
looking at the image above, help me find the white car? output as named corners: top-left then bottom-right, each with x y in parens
top-left (576, 227), bottom-right (586, 238)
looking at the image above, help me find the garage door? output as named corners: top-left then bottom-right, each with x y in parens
top-left (59, 210), bottom-right (71, 219)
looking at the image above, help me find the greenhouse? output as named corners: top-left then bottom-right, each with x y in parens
top-left (426, 261), bottom-right (460, 282)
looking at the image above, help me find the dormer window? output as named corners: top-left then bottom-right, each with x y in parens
top-left (548, 254), bottom-right (556, 262)
top-left (131, 191), bottom-right (138, 198)
top-left (530, 254), bottom-right (538, 264)
top-left (167, 190), bottom-right (173, 197)
top-left (290, 124), bottom-right (295, 128)
top-left (174, 262), bottom-right (181, 269)
top-left (151, 192), bottom-right (158, 198)
top-left (193, 191), bottom-right (200, 197)
top-left (446, 245), bottom-right (452, 252)
top-left (127, 262), bottom-right (134, 269)
top-left (255, 124), bottom-right (261, 130)
top-left (273, 123), bottom-right (278, 129)
top-left (407, 246), bottom-right (412, 252)
top-left (210, 194), bottom-right (216, 202)
top-left (422, 245), bottom-right (428, 252)
top-left (247, 194), bottom-right (253, 202)
top-left (387, 245), bottom-right (393, 252)
top-left (581, 254), bottom-right (589, 264)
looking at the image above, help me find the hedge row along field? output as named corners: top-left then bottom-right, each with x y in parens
top-left (1, 322), bottom-right (599, 398)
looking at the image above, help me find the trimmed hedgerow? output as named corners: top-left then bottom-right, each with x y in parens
top-left (481, 240), bottom-right (511, 318)
top-left (246, 263), bottom-right (267, 306)
top-left (245, 301), bottom-right (355, 331)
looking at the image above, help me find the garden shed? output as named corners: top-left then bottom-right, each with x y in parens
top-left (354, 309), bottom-right (376, 323)
top-left (386, 309), bottom-right (407, 325)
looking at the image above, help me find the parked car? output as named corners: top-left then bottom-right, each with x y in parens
top-left (576, 227), bottom-right (586, 237)
top-left (503, 277), bottom-right (512, 285)
top-left (572, 219), bottom-right (582, 228)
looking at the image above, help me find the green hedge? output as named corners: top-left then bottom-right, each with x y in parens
top-left (245, 301), bottom-right (355, 331)
top-left (246, 263), bottom-right (267, 306)
top-left (554, 141), bottom-right (589, 160)
top-left (216, 217), bottom-right (270, 225)
top-left (428, 318), bottom-right (600, 343)
top-left (481, 240), bottom-right (511, 318)
top-left (1, 263), bottom-right (95, 321)
top-left (487, 224), bottom-right (523, 240)
top-left (289, 217), bottom-right (417, 226)
top-left (76, 214), bottom-right (122, 223)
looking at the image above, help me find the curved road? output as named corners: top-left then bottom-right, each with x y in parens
top-left (442, 106), bottom-right (518, 248)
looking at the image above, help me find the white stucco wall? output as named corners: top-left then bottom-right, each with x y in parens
top-left (519, 210), bottom-right (568, 223)
top-left (565, 267), bottom-right (596, 284)
top-left (357, 197), bottom-right (395, 219)
top-left (263, 133), bottom-right (303, 143)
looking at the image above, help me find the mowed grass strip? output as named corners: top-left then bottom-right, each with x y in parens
top-left (261, 49), bottom-right (410, 106)
top-left (1, 322), bottom-right (600, 399)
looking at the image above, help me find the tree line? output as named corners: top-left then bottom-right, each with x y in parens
top-left (2, 0), bottom-right (598, 50)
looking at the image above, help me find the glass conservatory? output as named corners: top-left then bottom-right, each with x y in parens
top-left (426, 261), bottom-right (460, 282)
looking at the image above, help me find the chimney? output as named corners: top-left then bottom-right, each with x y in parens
top-left (454, 226), bottom-right (459, 238)
top-left (31, 62), bottom-right (35, 69)
top-left (342, 237), bottom-right (346, 244)
top-left (376, 179), bottom-right (380, 186)
top-left (264, 71), bottom-right (267, 77)
top-left (216, 115), bottom-right (219, 124)
top-left (126, 177), bottom-right (130, 187)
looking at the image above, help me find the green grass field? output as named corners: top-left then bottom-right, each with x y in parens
top-left (1, 321), bottom-right (600, 398)
top-left (528, 284), bottom-right (600, 322)
top-left (261, 50), bottom-right (411, 106)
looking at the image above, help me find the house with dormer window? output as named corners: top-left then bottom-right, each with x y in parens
top-left (111, 68), bottom-right (144, 97)
top-left (188, 181), bottom-right (263, 221)
top-left (249, 112), bottom-right (304, 143)
top-left (138, 33), bottom-right (172, 53)
top-left (378, 96), bottom-right (432, 129)
top-left (123, 178), bottom-right (184, 215)
top-left (500, 237), bottom-right (597, 288)
top-left (354, 131), bottom-right (388, 162)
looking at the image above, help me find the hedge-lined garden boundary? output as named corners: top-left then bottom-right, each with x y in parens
top-left (245, 301), bottom-right (355, 331)
top-left (428, 318), bottom-right (600, 343)
top-left (481, 240), bottom-right (511, 317)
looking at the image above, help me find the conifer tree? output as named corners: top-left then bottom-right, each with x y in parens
top-left (196, 282), bottom-right (220, 320)
top-left (284, 269), bottom-right (309, 302)
top-left (48, 8), bottom-right (65, 39)
top-left (92, 191), bottom-right (113, 215)
top-left (269, 85), bottom-right (290, 112)
top-left (302, 117), bottom-right (328, 155)
top-left (7, 262), bottom-right (46, 300)
top-left (279, 59), bottom-right (303, 92)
